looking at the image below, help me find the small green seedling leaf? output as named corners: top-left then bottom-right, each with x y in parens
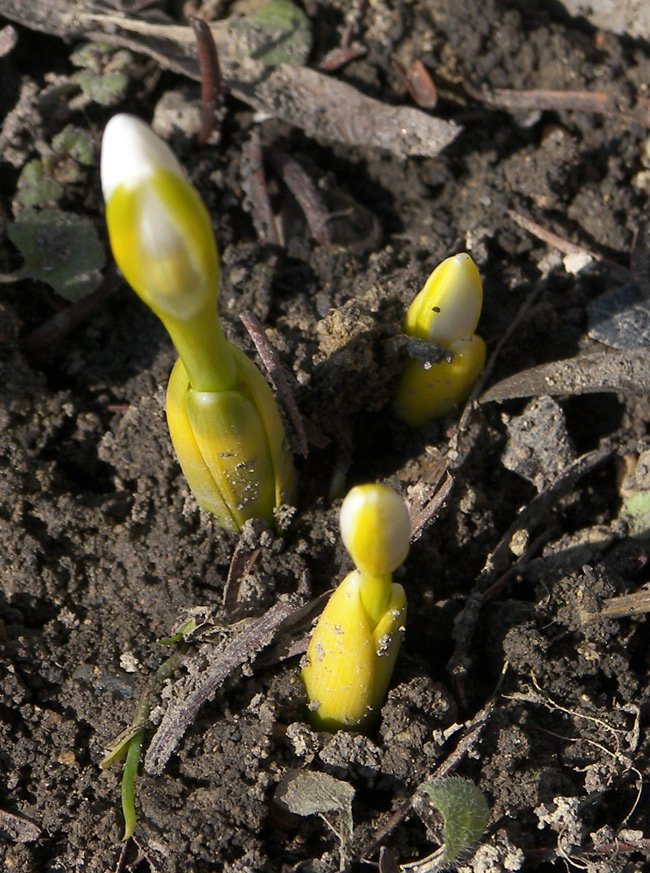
top-left (621, 491), bottom-right (650, 539)
top-left (51, 125), bottom-right (95, 169)
top-left (71, 41), bottom-right (132, 106)
top-left (157, 617), bottom-right (198, 646)
top-left (232, 0), bottom-right (312, 66)
top-left (100, 723), bottom-right (145, 770)
top-left (8, 209), bottom-right (105, 301)
top-left (16, 159), bottom-right (64, 207)
top-left (15, 126), bottom-right (95, 208)
top-left (121, 727), bottom-right (144, 840)
top-left (420, 776), bottom-right (490, 867)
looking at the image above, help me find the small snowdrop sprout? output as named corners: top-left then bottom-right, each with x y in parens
top-left (301, 484), bottom-right (410, 731)
top-left (101, 114), bottom-right (294, 530)
top-left (393, 253), bottom-right (486, 427)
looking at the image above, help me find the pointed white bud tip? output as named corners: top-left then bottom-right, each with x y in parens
top-left (100, 113), bottom-right (185, 203)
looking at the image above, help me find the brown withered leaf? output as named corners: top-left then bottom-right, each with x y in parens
top-left (481, 347), bottom-right (650, 403)
top-left (144, 597), bottom-right (299, 776)
top-left (393, 59), bottom-right (438, 109)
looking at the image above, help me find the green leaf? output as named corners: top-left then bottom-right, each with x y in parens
top-left (621, 491), bottom-right (650, 539)
top-left (8, 209), bottom-right (106, 302)
top-left (232, 0), bottom-right (312, 66)
top-left (71, 42), bottom-right (132, 106)
top-left (51, 125), bottom-right (95, 167)
top-left (421, 776), bottom-right (490, 866)
top-left (16, 160), bottom-right (64, 207)
top-left (74, 69), bottom-right (130, 106)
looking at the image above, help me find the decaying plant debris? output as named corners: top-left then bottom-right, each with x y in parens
top-left (3, 1), bottom-right (650, 871)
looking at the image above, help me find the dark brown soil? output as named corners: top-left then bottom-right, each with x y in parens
top-left (2, 1), bottom-right (650, 871)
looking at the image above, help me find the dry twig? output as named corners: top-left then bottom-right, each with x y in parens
top-left (240, 309), bottom-right (308, 457)
top-left (189, 16), bottom-right (222, 144)
top-left (464, 78), bottom-right (650, 128)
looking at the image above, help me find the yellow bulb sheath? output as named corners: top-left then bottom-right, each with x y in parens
top-left (393, 334), bottom-right (486, 428)
top-left (167, 347), bottom-right (295, 530)
top-left (394, 253), bottom-right (486, 427)
top-left (301, 570), bottom-right (406, 732)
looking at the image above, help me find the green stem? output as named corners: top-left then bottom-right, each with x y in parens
top-left (121, 726), bottom-right (144, 840)
top-left (161, 305), bottom-right (237, 393)
top-left (106, 649), bottom-right (183, 841)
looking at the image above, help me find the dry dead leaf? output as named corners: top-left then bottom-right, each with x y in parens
top-left (481, 348), bottom-right (650, 403)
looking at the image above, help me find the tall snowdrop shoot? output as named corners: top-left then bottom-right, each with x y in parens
top-left (101, 115), bottom-right (294, 531)
top-left (393, 253), bottom-right (486, 427)
top-left (301, 484), bottom-right (410, 731)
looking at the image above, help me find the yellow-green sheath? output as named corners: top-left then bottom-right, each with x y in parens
top-left (167, 347), bottom-right (295, 530)
top-left (358, 572), bottom-right (392, 627)
top-left (229, 345), bottom-right (296, 513)
top-left (393, 334), bottom-right (486, 428)
top-left (301, 571), bottom-right (406, 732)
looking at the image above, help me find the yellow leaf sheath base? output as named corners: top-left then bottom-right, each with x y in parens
top-left (301, 571), bottom-right (406, 732)
top-left (393, 334), bottom-right (487, 428)
top-left (167, 346), bottom-right (295, 531)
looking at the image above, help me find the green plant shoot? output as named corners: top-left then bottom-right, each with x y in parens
top-left (393, 253), bottom-right (486, 427)
top-left (301, 484), bottom-right (410, 731)
top-left (101, 114), bottom-right (295, 530)
top-left (421, 776), bottom-right (490, 866)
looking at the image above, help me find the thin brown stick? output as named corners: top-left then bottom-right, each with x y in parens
top-left (243, 128), bottom-right (280, 247)
top-left (223, 541), bottom-right (262, 611)
top-left (189, 16), bottom-right (222, 145)
top-left (268, 149), bottom-right (332, 246)
top-left (464, 78), bottom-right (650, 128)
top-left (342, 0), bottom-right (369, 48)
top-left (318, 44), bottom-right (367, 73)
top-left (630, 219), bottom-right (650, 297)
top-left (507, 210), bottom-right (630, 283)
top-left (240, 309), bottom-right (308, 457)
top-left (410, 471), bottom-right (454, 542)
top-left (22, 264), bottom-right (120, 354)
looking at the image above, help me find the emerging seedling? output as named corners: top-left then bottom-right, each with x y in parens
top-left (393, 253), bottom-right (486, 427)
top-left (101, 114), bottom-right (295, 530)
top-left (410, 776), bottom-right (490, 869)
top-left (301, 484), bottom-right (410, 731)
